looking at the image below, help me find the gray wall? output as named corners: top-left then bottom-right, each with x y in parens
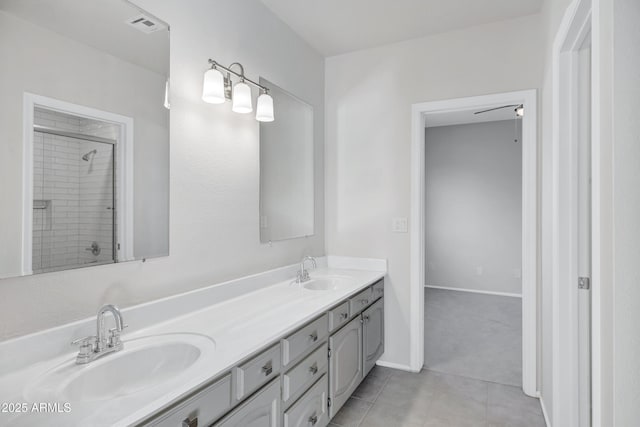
top-left (324, 14), bottom-right (544, 368)
top-left (425, 120), bottom-right (522, 295)
top-left (613, 0), bottom-right (640, 422)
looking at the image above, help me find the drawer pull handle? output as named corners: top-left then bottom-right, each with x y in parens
top-left (309, 331), bottom-right (318, 342)
top-left (182, 416), bottom-right (198, 427)
top-left (340, 312), bottom-right (349, 320)
top-left (261, 361), bottom-right (273, 376)
top-left (308, 413), bottom-right (318, 425)
top-left (308, 363), bottom-right (318, 375)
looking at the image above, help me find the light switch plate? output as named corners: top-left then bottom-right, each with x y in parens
top-left (392, 217), bottom-right (408, 233)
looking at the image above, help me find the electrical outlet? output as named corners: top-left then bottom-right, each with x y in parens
top-left (392, 217), bottom-right (408, 233)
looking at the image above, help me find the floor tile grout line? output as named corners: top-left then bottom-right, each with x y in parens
top-left (421, 367), bottom-right (527, 391)
top-left (355, 370), bottom-right (391, 426)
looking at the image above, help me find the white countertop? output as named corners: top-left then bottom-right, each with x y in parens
top-left (0, 261), bottom-right (385, 426)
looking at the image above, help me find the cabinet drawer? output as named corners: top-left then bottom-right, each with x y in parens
top-left (147, 374), bottom-right (232, 426)
top-left (284, 374), bottom-right (329, 427)
top-left (349, 288), bottom-right (373, 315)
top-left (282, 314), bottom-right (328, 366)
top-left (328, 301), bottom-right (350, 332)
top-left (214, 378), bottom-right (281, 427)
top-left (372, 280), bottom-right (384, 300)
top-left (235, 343), bottom-right (281, 401)
top-left (283, 343), bottom-right (328, 404)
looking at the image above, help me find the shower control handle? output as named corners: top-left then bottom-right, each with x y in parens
top-left (86, 241), bottom-right (101, 256)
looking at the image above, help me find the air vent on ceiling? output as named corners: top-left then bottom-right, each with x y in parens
top-left (126, 14), bottom-right (167, 34)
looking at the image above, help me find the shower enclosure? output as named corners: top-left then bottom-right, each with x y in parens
top-left (32, 107), bottom-right (117, 273)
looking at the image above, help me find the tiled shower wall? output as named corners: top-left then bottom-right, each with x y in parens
top-left (32, 108), bottom-right (116, 273)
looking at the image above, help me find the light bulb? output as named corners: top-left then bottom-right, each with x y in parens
top-left (232, 81), bottom-right (253, 113)
top-left (256, 93), bottom-right (274, 122)
top-left (202, 68), bottom-right (225, 104)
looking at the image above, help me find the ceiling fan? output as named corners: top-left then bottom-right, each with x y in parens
top-left (473, 104), bottom-right (525, 143)
top-left (474, 104), bottom-right (524, 117)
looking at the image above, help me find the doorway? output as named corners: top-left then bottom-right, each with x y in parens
top-left (22, 93), bottom-right (135, 275)
top-left (423, 117), bottom-right (523, 388)
top-left (409, 90), bottom-right (538, 397)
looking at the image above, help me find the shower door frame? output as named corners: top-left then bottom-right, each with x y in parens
top-left (21, 93), bottom-right (134, 275)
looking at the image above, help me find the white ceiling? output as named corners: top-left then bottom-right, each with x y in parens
top-left (260, 0), bottom-right (543, 56)
top-left (425, 105), bottom-right (522, 128)
top-left (0, 0), bottom-right (169, 75)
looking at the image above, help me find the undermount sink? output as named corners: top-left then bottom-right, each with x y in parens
top-left (24, 333), bottom-right (215, 403)
top-left (302, 275), bottom-right (355, 291)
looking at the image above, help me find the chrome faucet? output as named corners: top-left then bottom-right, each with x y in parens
top-left (296, 256), bottom-right (317, 284)
top-left (71, 304), bottom-right (127, 364)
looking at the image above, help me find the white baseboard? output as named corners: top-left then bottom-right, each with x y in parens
top-left (540, 395), bottom-right (551, 427)
top-left (425, 285), bottom-right (522, 298)
top-left (375, 360), bottom-right (418, 372)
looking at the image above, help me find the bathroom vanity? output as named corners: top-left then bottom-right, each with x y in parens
top-left (0, 257), bottom-right (385, 427)
top-left (142, 279), bottom-right (385, 427)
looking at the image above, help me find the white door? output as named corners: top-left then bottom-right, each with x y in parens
top-left (576, 35), bottom-right (592, 427)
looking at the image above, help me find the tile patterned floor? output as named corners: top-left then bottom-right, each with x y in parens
top-left (424, 288), bottom-right (522, 387)
top-left (329, 366), bottom-right (546, 427)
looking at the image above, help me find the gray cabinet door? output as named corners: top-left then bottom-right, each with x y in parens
top-left (328, 317), bottom-right (363, 418)
top-left (362, 298), bottom-right (384, 376)
top-left (214, 379), bottom-right (281, 427)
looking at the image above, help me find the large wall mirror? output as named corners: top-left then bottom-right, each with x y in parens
top-left (259, 78), bottom-right (314, 243)
top-left (0, 0), bottom-right (170, 278)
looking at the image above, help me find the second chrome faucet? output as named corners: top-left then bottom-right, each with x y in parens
top-left (296, 256), bottom-right (317, 284)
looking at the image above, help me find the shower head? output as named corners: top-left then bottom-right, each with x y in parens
top-left (82, 149), bottom-right (97, 161)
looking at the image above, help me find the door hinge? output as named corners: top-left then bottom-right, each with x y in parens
top-left (327, 397), bottom-right (332, 407)
top-left (578, 277), bottom-right (591, 290)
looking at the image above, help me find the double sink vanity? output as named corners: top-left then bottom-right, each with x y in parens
top-left (0, 257), bottom-right (386, 427)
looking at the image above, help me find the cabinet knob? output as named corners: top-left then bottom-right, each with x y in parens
top-left (182, 416), bottom-right (198, 427)
top-left (363, 315), bottom-right (370, 322)
top-left (308, 413), bottom-right (318, 425)
top-left (308, 363), bottom-right (318, 375)
top-left (360, 299), bottom-right (369, 305)
top-left (309, 331), bottom-right (318, 342)
top-left (340, 312), bottom-right (349, 320)
top-left (261, 361), bottom-right (273, 376)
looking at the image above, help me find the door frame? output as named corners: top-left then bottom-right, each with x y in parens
top-left (21, 93), bottom-right (135, 274)
top-left (551, 0), bottom-right (593, 425)
top-left (409, 89), bottom-right (538, 396)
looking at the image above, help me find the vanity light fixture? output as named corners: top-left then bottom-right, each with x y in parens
top-left (202, 59), bottom-right (274, 122)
